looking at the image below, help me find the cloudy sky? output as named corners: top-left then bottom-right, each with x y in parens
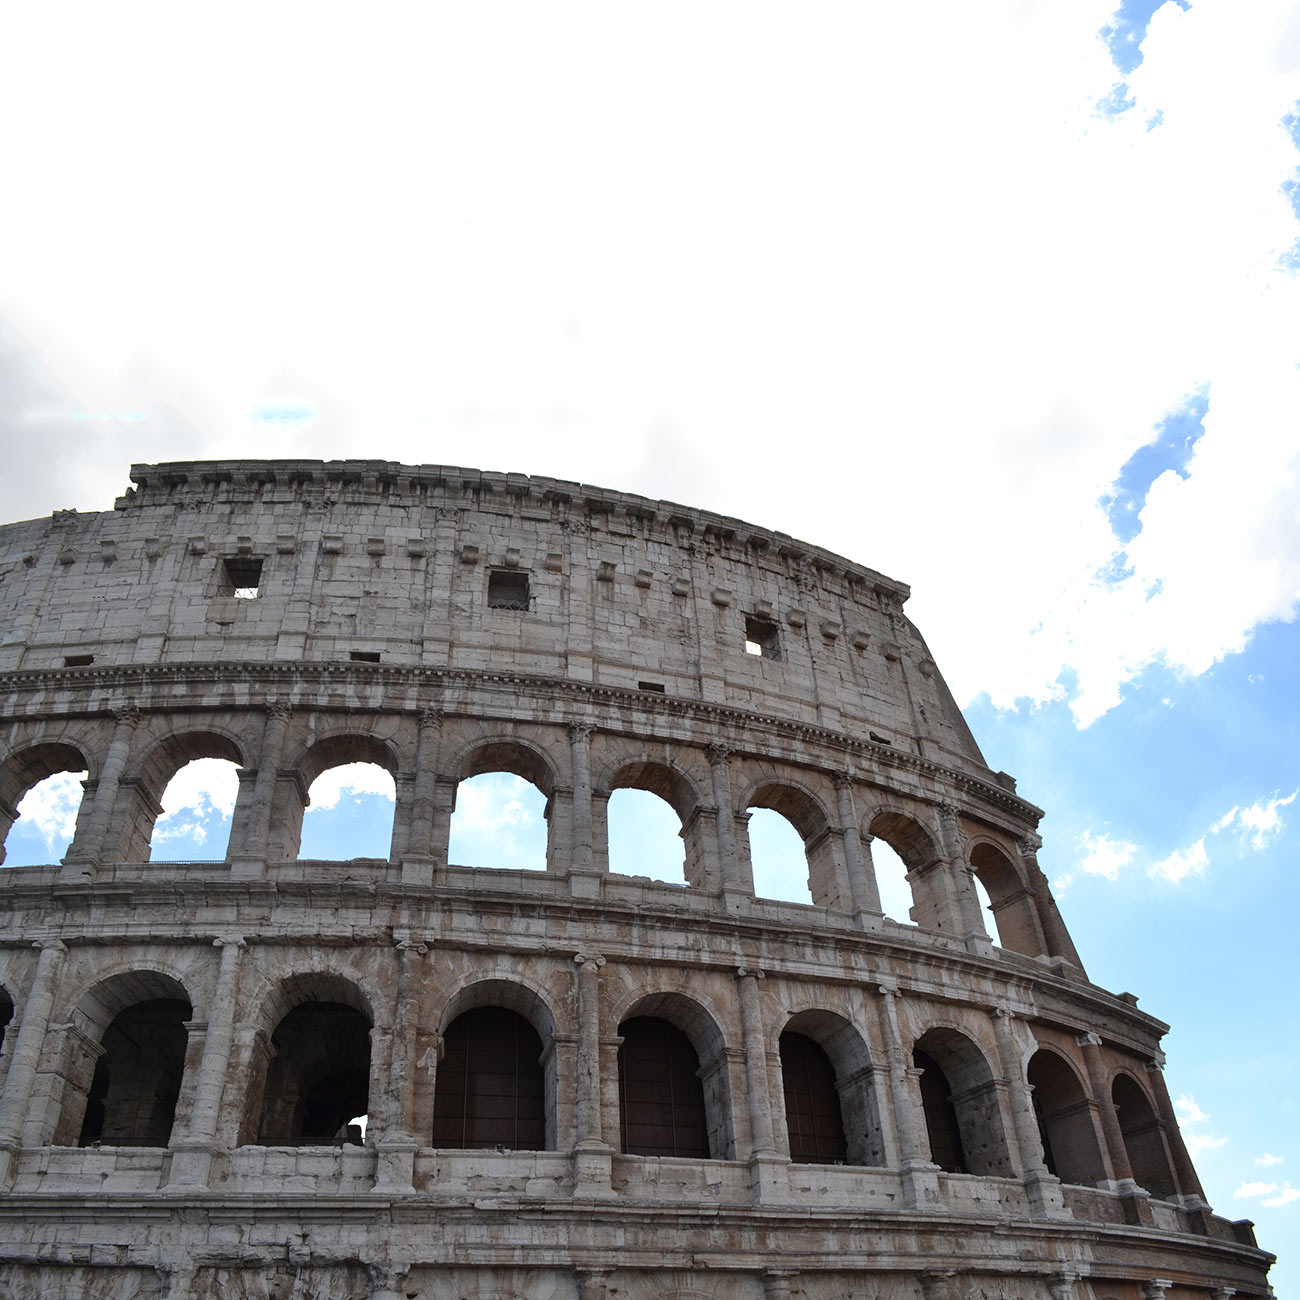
top-left (1, 0), bottom-right (1298, 1285)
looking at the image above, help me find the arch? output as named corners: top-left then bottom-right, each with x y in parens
top-left (780, 1008), bottom-right (884, 1166)
top-left (121, 731), bottom-right (245, 863)
top-left (291, 733), bottom-right (400, 862)
top-left (607, 760), bottom-right (702, 886)
top-left (616, 991), bottom-right (734, 1160)
top-left (448, 738), bottom-right (557, 873)
top-left (1027, 1047), bottom-right (1107, 1186)
top-left (251, 973), bottom-right (376, 1146)
top-left (0, 741), bottom-right (92, 866)
top-left (453, 736), bottom-right (556, 797)
top-left (432, 1007), bottom-right (548, 1151)
top-left (618, 1017), bottom-right (709, 1159)
top-left (1111, 1071), bottom-right (1177, 1200)
top-left (52, 969), bottom-right (194, 1149)
top-left (969, 840), bottom-right (1047, 957)
top-left (867, 809), bottom-right (941, 930)
top-left (912, 1026), bottom-right (1014, 1177)
top-left (743, 781), bottom-right (843, 908)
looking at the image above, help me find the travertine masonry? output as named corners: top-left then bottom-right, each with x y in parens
top-left (0, 461), bottom-right (1273, 1300)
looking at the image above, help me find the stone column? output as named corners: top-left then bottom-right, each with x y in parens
top-left (872, 979), bottom-right (939, 1209)
top-left (431, 774), bottom-right (457, 867)
top-left (167, 936), bottom-right (245, 1189)
top-left (762, 1270), bottom-right (798, 1300)
top-left (573, 950), bottom-right (613, 1196)
top-left (568, 724), bottom-right (600, 896)
top-left (1146, 1053), bottom-right (1206, 1204)
top-left (938, 803), bottom-right (989, 952)
top-left (0, 939), bottom-right (67, 1188)
top-left (833, 774), bottom-right (882, 924)
top-left (736, 965), bottom-right (788, 1204)
top-left (707, 745), bottom-right (746, 905)
top-left (1076, 1031), bottom-right (1154, 1225)
top-left (1020, 834), bottom-right (1086, 972)
top-left (991, 1006), bottom-right (1065, 1217)
top-left (63, 706), bottom-right (141, 876)
top-left (229, 701), bottom-right (291, 877)
top-left (400, 709), bottom-right (442, 885)
top-left (374, 936), bottom-right (427, 1195)
top-left (576, 1268), bottom-right (613, 1300)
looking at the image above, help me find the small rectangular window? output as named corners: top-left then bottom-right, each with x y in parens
top-left (487, 569), bottom-right (530, 611)
top-left (350, 650), bottom-right (381, 663)
top-left (221, 557), bottom-right (263, 599)
top-left (64, 654), bottom-right (94, 667)
top-left (744, 614), bottom-right (781, 660)
top-left (638, 681), bottom-right (666, 693)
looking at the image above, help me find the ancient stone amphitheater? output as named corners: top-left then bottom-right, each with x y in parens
top-left (0, 461), bottom-right (1273, 1300)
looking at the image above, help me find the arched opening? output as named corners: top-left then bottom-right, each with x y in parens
top-left (51, 971), bottom-right (192, 1148)
top-left (607, 789), bottom-right (686, 885)
top-left (149, 757), bottom-right (240, 862)
top-left (971, 874), bottom-right (998, 942)
top-left (1112, 1072), bottom-right (1177, 1200)
top-left (123, 732), bottom-right (245, 863)
top-left (608, 761), bottom-right (705, 886)
top-left (448, 772), bottom-right (548, 870)
top-left (913, 1027), bottom-right (1013, 1177)
top-left (870, 836), bottom-right (914, 923)
top-left (1027, 1049), bottom-right (1107, 1186)
top-left (970, 843), bottom-right (1047, 956)
top-left (780, 1009), bottom-right (884, 1166)
top-left (78, 998), bottom-right (191, 1147)
top-left (432, 1007), bottom-right (546, 1150)
top-left (744, 783), bottom-right (842, 908)
top-left (779, 1032), bottom-right (846, 1163)
top-left (298, 762), bottom-right (397, 860)
top-left (617, 991), bottom-right (733, 1159)
top-left (257, 1001), bottom-right (372, 1144)
top-left (0, 743), bottom-right (89, 868)
top-left (618, 1017), bottom-right (709, 1158)
top-left (746, 807), bottom-right (812, 904)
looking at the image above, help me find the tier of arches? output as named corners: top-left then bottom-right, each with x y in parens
top-left (0, 958), bottom-right (1189, 1206)
top-left (0, 716), bottom-right (1079, 964)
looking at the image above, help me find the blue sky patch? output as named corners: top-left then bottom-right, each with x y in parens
top-left (1100, 0), bottom-right (1191, 76)
top-left (1100, 389), bottom-right (1208, 543)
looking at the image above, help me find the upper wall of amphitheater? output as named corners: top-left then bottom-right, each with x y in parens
top-left (0, 460), bottom-right (997, 783)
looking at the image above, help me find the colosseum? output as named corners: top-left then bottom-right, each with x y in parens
top-left (0, 459), bottom-right (1274, 1300)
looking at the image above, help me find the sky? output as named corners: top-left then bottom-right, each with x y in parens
top-left (0, 0), bottom-right (1298, 1287)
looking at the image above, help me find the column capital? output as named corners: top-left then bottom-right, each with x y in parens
top-left (113, 704), bottom-right (144, 727)
top-left (1146, 1051), bottom-right (1167, 1070)
top-left (1019, 832), bottom-right (1043, 856)
top-left (1140, 1282), bottom-right (1173, 1300)
top-left (832, 771), bottom-right (856, 792)
top-left (418, 706), bottom-right (443, 728)
top-left (396, 937), bottom-right (429, 956)
top-left (33, 937), bottom-right (67, 954)
top-left (213, 935), bottom-right (246, 951)
top-left (735, 965), bottom-right (766, 981)
top-left (874, 977), bottom-right (900, 997)
top-left (1076, 1031), bottom-right (1103, 1048)
top-left (705, 742), bottom-right (731, 765)
top-left (567, 721), bottom-right (596, 742)
top-left (264, 698), bottom-right (292, 720)
top-left (574, 950), bottom-right (606, 970)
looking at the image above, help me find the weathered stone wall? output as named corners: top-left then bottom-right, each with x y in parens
top-left (0, 462), bottom-right (1273, 1300)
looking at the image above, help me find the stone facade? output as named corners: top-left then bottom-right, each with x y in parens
top-left (0, 460), bottom-right (1274, 1300)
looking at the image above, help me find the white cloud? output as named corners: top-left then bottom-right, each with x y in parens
top-left (452, 774), bottom-right (540, 833)
top-left (1235, 1180), bottom-right (1281, 1198)
top-left (1264, 1186), bottom-right (1300, 1208)
top-left (1237, 790), bottom-right (1297, 850)
top-left (1256, 1153), bottom-right (1285, 1166)
top-left (1077, 830), bottom-right (1138, 881)
top-left (13, 771), bottom-right (87, 850)
top-left (305, 763), bottom-right (397, 813)
top-left (1185, 1133), bottom-right (1228, 1156)
top-left (1150, 836), bottom-right (1209, 884)
top-left (1174, 1094), bottom-right (1209, 1124)
top-left (152, 758), bottom-right (241, 844)
top-left (0, 2), bottom-right (1297, 726)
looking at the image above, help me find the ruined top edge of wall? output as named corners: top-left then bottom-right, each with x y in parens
top-left (115, 459), bottom-right (912, 605)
